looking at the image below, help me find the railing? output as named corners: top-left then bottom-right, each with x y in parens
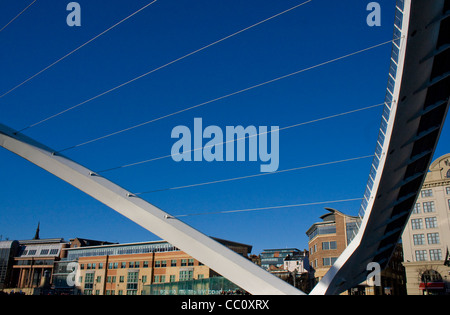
top-left (354, 0), bottom-right (407, 236)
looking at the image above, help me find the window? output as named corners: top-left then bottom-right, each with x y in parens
top-left (127, 271), bottom-right (139, 295)
top-left (423, 201), bottom-right (435, 213)
top-left (415, 250), bottom-right (428, 261)
top-left (142, 275), bottom-right (147, 283)
top-left (447, 169), bottom-right (450, 178)
top-left (49, 249), bottom-right (58, 255)
top-left (181, 259), bottom-right (187, 267)
top-left (427, 233), bottom-right (440, 244)
top-left (413, 234), bottom-right (425, 245)
top-left (322, 257), bottom-right (338, 266)
top-left (161, 260), bottom-right (167, 268)
top-left (412, 203), bottom-right (421, 214)
top-left (171, 260), bottom-right (177, 267)
top-left (411, 219), bottom-right (423, 230)
top-left (188, 259), bottom-right (194, 266)
top-left (143, 261), bottom-right (149, 268)
top-left (170, 275), bottom-right (176, 282)
top-left (121, 262), bottom-right (126, 269)
top-left (322, 241), bottom-right (337, 250)
top-left (429, 249), bottom-right (442, 261)
top-left (98, 263), bottom-right (103, 269)
top-left (84, 273), bottom-right (94, 290)
top-left (155, 261), bottom-right (160, 268)
top-left (425, 217), bottom-right (438, 229)
top-left (119, 276), bottom-right (124, 283)
top-left (446, 187), bottom-right (450, 195)
top-left (421, 189), bottom-right (433, 198)
top-left (448, 199), bottom-right (450, 210)
top-left (179, 270), bottom-right (193, 281)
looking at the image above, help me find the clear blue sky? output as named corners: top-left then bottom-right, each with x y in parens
top-left (0, 0), bottom-right (448, 255)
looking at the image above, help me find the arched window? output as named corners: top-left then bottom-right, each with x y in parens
top-left (447, 169), bottom-right (450, 178)
top-left (421, 270), bottom-right (442, 283)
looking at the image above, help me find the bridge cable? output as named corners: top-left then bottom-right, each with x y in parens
top-left (14, 0), bottom-right (314, 133)
top-left (168, 198), bottom-right (364, 218)
top-left (55, 38), bottom-right (394, 154)
top-left (0, 0), bottom-right (158, 99)
top-left (133, 155), bottom-right (374, 195)
top-left (0, 0), bottom-right (37, 34)
top-left (95, 102), bottom-right (385, 173)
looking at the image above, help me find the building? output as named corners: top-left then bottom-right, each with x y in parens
top-left (258, 248), bottom-right (311, 292)
top-left (306, 208), bottom-right (406, 295)
top-left (401, 153), bottom-right (450, 295)
top-left (306, 208), bottom-right (360, 283)
top-left (0, 240), bottom-right (19, 290)
top-left (60, 237), bottom-right (252, 295)
top-left (7, 238), bottom-right (69, 295)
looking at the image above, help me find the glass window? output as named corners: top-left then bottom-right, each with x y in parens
top-left (179, 270), bottom-right (193, 281)
top-left (446, 187), bottom-right (450, 194)
top-left (429, 249), bottom-right (442, 261)
top-left (415, 250), bottom-right (428, 261)
top-left (427, 233), bottom-right (440, 244)
top-left (411, 219), bottom-right (423, 230)
top-left (322, 241), bottom-right (337, 250)
top-left (181, 259), bottom-right (187, 266)
top-left (322, 257), bottom-right (338, 266)
top-left (188, 259), bottom-right (194, 266)
top-left (412, 203), bottom-right (421, 214)
top-left (127, 271), bottom-right (139, 295)
top-left (448, 199), bottom-right (450, 210)
top-left (171, 260), bottom-right (177, 267)
top-left (413, 234), bottom-right (425, 245)
top-left (421, 189), bottom-right (433, 198)
top-left (423, 201), bottom-right (435, 213)
top-left (425, 217), bottom-right (438, 229)
top-left (447, 170), bottom-right (450, 178)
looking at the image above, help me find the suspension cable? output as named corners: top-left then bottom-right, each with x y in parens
top-left (0, 0), bottom-right (158, 99)
top-left (14, 0), bottom-right (314, 133)
top-left (95, 102), bottom-right (384, 173)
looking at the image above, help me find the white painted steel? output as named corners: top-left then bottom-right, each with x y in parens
top-left (0, 122), bottom-right (304, 295)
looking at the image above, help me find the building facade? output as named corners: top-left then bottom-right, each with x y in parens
top-left (306, 208), bottom-right (406, 295)
top-left (60, 238), bottom-right (251, 295)
top-left (402, 153), bottom-right (450, 295)
top-left (0, 240), bottom-right (19, 290)
top-left (306, 208), bottom-right (359, 283)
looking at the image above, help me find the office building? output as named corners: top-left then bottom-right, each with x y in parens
top-left (402, 153), bottom-right (450, 295)
top-left (306, 208), bottom-right (406, 295)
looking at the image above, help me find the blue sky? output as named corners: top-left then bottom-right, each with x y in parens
top-left (0, 0), bottom-right (448, 255)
